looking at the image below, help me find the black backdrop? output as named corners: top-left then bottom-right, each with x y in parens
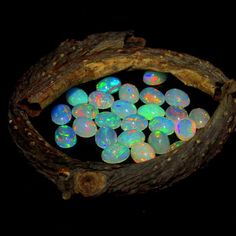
top-left (2, 3), bottom-right (236, 234)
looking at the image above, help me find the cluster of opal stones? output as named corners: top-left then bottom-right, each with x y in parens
top-left (51, 71), bottom-right (210, 164)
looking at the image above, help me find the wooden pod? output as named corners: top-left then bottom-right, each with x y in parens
top-left (8, 31), bottom-right (236, 199)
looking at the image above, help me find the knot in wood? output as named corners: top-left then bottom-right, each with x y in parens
top-left (74, 172), bottom-right (107, 197)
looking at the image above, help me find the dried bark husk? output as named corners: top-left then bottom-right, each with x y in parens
top-left (8, 31), bottom-right (236, 199)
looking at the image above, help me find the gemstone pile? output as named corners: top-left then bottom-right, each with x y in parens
top-left (51, 71), bottom-right (210, 164)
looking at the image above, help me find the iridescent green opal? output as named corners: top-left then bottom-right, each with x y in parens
top-left (96, 76), bottom-right (121, 94)
top-left (138, 104), bottom-right (165, 120)
top-left (66, 87), bottom-right (88, 106)
top-left (118, 130), bottom-right (145, 148)
top-left (95, 112), bottom-right (121, 129)
top-left (101, 142), bottom-right (130, 164)
top-left (121, 114), bottom-right (148, 131)
top-left (148, 130), bottom-right (170, 154)
top-left (149, 117), bottom-right (174, 135)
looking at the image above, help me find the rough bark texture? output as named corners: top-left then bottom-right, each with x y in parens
top-left (8, 31), bottom-right (236, 199)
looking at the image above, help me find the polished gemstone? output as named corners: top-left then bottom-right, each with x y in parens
top-left (111, 100), bottom-right (137, 119)
top-left (118, 130), bottom-right (145, 148)
top-left (166, 106), bottom-right (188, 124)
top-left (138, 104), bottom-right (165, 120)
top-left (149, 117), bottom-right (174, 135)
top-left (72, 103), bottom-right (99, 119)
top-left (51, 104), bottom-right (72, 125)
top-left (66, 87), bottom-right (88, 106)
top-left (131, 142), bottom-right (156, 163)
top-left (73, 117), bottom-right (97, 138)
top-left (95, 127), bottom-right (117, 149)
top-left (175, 118), bottom-right (196, 141)
top-left (165, 88), bottom-right (190, 107)
top-left (148, 130), bottom-right (170, 154)
top-left (139, 87), bottom-right (165, 105)
top-left (55, 125), bottom-right (77, 148)
top-left (121, 114), bottom-right (148, 131)
top-left (101, 142), bottom-right (130, 164)
top-left (119, 83), bottom-right (139, 103)
top-left (189, 108), bottom-right (210, 128)
top-left (96, 76), bottom-right (121, 94)
top-left (143, 71), bottom-right (167, 86)
top-left (89, 91), bottom-right (114, 109)
top-left (95, 111), bottom-right (121, 129)
top-left (169, 141), bottom-right (185, 151)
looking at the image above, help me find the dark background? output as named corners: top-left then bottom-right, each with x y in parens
top-left (2, 3), bottom-right (236, 233)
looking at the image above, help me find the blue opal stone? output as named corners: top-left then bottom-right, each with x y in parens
top-left (189, 108), bottom-right (210, 128)
top-left (101, 142), bottom-right (130, 164)
top-left (73, 117), bottom-right (97, 138)
top-left (165, 88), bottom-right (190, 107)
top-left (66, 87), bottom-right (88, 106)
top-left (131, 142), bottom-right (156, 163)
top-left (175, 118), bottom-right (196, 141)
top-left (51, 104), bottom-right (72, 125)
top-left (96, 76), bottom-right (121, 94)
top-left (139, 87), bottom-right (165, 105)
top-left (72, 104), bottom-right (99, 119)
top-left (118, 83), bottom-right (139, 103)
top-left (143, 71), bottom-right (167, 86)
top-left (111, 100), bottom-right (137, 119)
top-left (149, 117), bottom-right (175, 135)
top-left (137, 104), bottom-right (165, 120)
top-left (118, 130), bottom-right (145, 148)
top-left (95, 127), bottom-right (117, 149)
top-left (55, 125), bottom-right (77, 148)
top-left (95, 112), bottom-right (121, 129)
top-left (148, 130), bottom-right (170, 154)
top-left (166, 106), bottom-right (188, 124)
top-left (89, 91), bottom-right (114, 109)
top-left (121, 114), bottom-right (148, 131)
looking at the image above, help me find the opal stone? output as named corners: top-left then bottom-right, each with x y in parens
top-left (139, 87), bottom-right (165, 105)
top-left (95, 127), bottom-right (117, 149)
top-left (51, 104), bottom-right (72, 125)
top-left (111, 100), bottom-right (137, 119)
top-left (149, 117), bottom-right (174, 135)
top-left (143, 71), bottom-right (167, 86)
top-left (55, 125), bottom-right (77, 148)
top-left (118, 130), bottom-right (145, 148)
top-left (175, 118), bottom-right (196, 141)
top-left (96, 76), bottom-right (121, 94)
top-left (148, 130), bottom-right (170, 154)
top-left (166, 106), bottom-right (188, 124)
top-left (169, 141), bottom-right (185, 151)
top-left (189, 108), bottom-right (210, 128)
top-left (138, 104), bottom-right (165, 120)
top-left (165, 88), bottom-right (190, 107)
top-left (72, 104), bottom-right (99, 119)
top-left (95, 111), bottom-right (121, 129)
top-left (73, 117), bottom-right (97, 138)
top-left (118, 83), bottom-right (139, 103)
top-left (66, 87), bottom-right (88, 106)
top-left (89, 91), bottom-right (114, 109)
top-left (131, 142), bottom-right (156, 163)
top-left (121, 114), bottom-right (148, 131)
top-left (101, 142), bottom-right (130, 164)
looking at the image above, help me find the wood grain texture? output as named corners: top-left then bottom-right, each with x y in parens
top-left (8, 31), bottom-right (236, 198)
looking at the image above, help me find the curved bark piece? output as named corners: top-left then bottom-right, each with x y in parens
top-left (8, 31), bottom-right (236, 198)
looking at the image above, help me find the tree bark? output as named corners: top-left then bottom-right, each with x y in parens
top-left (8, 31), bottom-right (236, 199)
